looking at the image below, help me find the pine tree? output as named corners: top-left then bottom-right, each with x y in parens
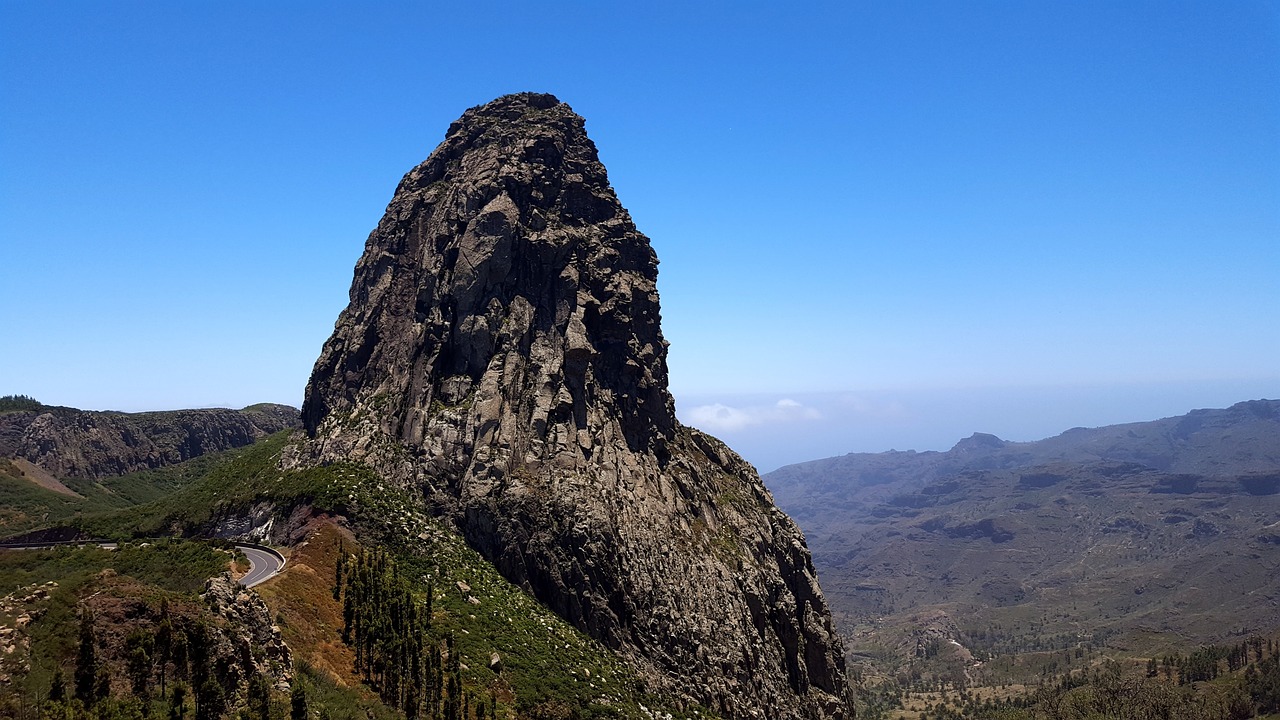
top-left (338, 545), bottom-right (441, 711)
top-left (169, 682), bottom-right (188, 720)
top-left (171, 629), bottom-right (190, 682)
top-left (48, 667), bottom-right (67, 703)
top-left (188, 624), bottom-right (214, 719)
top-left (290, 685), bottom-right (308, 720)
top-left (126, 629), bottom-right (156, 699)
top-left (156, 600), bottom-right (174, 695)
top-left (195, 677), bottom-right (224, 720)
top-left (74, 609), bottom-right (99, 704)
top-left (444, 634), bottom-right (461, 720)
top-left (334, 540), bottom-right (346, 601)
top-left (93, 665), bottom-right (112, 703)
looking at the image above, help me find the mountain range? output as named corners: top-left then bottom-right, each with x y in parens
top-left (766, 399), bottom-right (1280, 681)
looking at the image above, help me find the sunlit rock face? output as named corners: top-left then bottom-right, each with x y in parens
top-left (298, 92), bottom-right (850, 718)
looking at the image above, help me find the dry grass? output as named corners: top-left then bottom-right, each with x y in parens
top-left (895, 682), bottom-right (1035, 716)
top-left (254, 518), bottom-right (364, 689)
top-left (9, 459), bottom-right (81, 498)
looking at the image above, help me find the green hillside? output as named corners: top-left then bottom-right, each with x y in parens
top-left (0, 433), bottom-right (717, 720)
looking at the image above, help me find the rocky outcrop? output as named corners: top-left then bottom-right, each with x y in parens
top-left (292, 93), bottom-right (849, 718)
top-left (71, 570), bottom-right (293, 705)
top-left (202, 573), bottom-right (293, 691)
top-left (0, 404), bottom-right (299, 479)
top-left (0, 582), bottom-right (55, 688)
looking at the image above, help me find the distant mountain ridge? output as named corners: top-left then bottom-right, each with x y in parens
top-left (764, 399), bottom-right (1280, 669)
top-left (770, 399), bottom-right (1280, 511)
top-left (0, 400), bottom-right (300, 480)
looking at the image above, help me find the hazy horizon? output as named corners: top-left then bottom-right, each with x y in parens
top-left (11, 379), bottom-right (1273, 475)
top-left (3, 2), bottom-right (1276, 473)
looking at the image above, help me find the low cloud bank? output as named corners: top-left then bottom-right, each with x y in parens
top-left (674, 381), bottom-right (1274, 473)
top-left (683, 398), bottom-right (822, 432)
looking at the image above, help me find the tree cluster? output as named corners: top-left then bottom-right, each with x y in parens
top-left (0, 394), bottom-right (43, 412)
top-left (880, 636), bottom-right (1280, 720)
top-left (1151, 636), bottom-right (1277, 685)
top-left (45, 598), bottom-right (285, 720)
top-left (336, 543), bottom-right (497, 720)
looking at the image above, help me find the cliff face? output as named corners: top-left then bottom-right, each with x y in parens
top-left (0, 404), bottom-right (299, 479)
top-left (296, 93), bottom-right (849, 718)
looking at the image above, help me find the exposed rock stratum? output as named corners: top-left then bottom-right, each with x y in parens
top-left (293, 93), bottom-right (849, 718)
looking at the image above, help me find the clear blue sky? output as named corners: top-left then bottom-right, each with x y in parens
top-left (2, 2), bottom-right (1277, 471)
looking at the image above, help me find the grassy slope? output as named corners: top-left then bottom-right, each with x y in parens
top-left (17, 433), bottom-right (716, 718)
top-left (0, 444), bottom-right (260, 538)
top-left (261, 520), bottom-right (709, 719)
top-left (0, 460), bottom-right (98, 533)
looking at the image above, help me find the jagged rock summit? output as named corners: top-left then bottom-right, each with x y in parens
top-left (296, 92), bottom-right (849, 717)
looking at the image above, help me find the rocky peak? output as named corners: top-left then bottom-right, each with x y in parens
top-left (297, 93), bottom-right (849, 718)
top-left (950, 432), bottom-right (1007, 455)
top-left (304, 91), bottom-right (674, 467)
top-left (202, 573), bottom-right (293, 691)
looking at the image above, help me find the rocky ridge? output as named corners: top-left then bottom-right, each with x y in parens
top-left (768, 399), bottom-right (1280, 523)
top-left (291, 93), bottom-right (849, 718)
top-left (0, 404), bottom-right (300, 480)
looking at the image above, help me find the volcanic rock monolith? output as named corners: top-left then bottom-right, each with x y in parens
top-left (298, 92), bottom-right (849, 718)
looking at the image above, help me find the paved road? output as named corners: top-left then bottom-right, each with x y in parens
top-left (0, 539), bottom-right (285, 588)
top-left (238, 545), bottom-right (286, 588)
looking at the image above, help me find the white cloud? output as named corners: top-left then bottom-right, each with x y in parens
top-left (683, 398), bottom-right (821, 433)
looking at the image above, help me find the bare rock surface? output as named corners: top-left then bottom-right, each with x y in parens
top-left (202, 573), bottom-right (294, 691)
top-left (292, 93), bottom-right (849, 718)
top-left (0, 404), bottom-right (300, 480)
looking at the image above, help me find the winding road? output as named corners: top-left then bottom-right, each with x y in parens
top-left (237, 544), bottom-right (286, 587)
top-left (0, 539), bottom-right (286, 588)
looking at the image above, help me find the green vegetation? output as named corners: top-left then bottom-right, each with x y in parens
top-left (75, 432), bottom-right (362, 539)
top-left (0, 536), bottom-right (392, 720)
top-left (0, 394), bottom-right (44, 412)
top-left (337, 545), bottom-right (441, 717)
top-left (330, 528), bottom-right (717, 720)
top-left (1, 433), bottom-right (719, 718)
top-left (0, 540), bottom-right (229, 596)
top-left (854, 635), bottom-right (1280, 719)
top-left (0, 462), bottom-right (96, 533)
top-left (288, 660), bottom-right (404, 720)
top-left (0, 539), bottom-right (242, 718)
top-left (71, 450), bottom-right (244, 508)
top-left (0, 444), bottom-right (263, 539)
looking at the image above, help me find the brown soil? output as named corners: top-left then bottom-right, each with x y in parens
top-left (8, 458), bottom-right (81, 497)
top-left (252, 517), bottom-right (363, 689)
